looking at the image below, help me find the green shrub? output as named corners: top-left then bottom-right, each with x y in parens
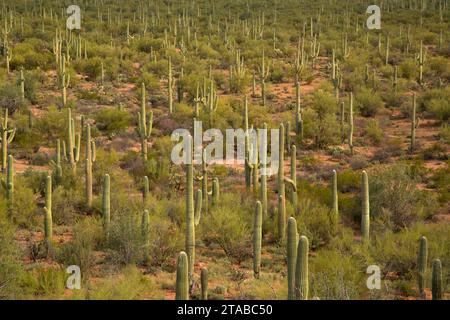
top-left (356, 88), bottom-right (383, 117)
top-left (94, 108), bottom-right (132, 135)
top-left (364, 119), bottom-right (383, 145)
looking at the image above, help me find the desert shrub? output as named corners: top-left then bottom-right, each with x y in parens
top-left (0, 84), bottom-right (24, 113)
top-left (422, 142), bottom-right (449, 161)
top-left (399, 58), bottom-right (418, 80)
top-left (420, 88), bottom-right (450, 121)
top-left (51, 186), bottom-right (79, 225)
top-left (33, 105), bottom-right (67, 143)
top-left (94, 108), bottom-right (132, 135)
top-left (355, 87), bottom-right (383, 117)
top-left (337, 169), bottom-right (360, 193)
top-left (364, 119), bottom-right (383, 145)
top-left (147, 214), bottom-right (183, 268)
top-left (75, 57), bottom-right (103, 80)
top-left (57, 217), bottom-right (102, 276)
top-left (87, 265), bottom-right (157, 299)
top-left (349, 155), bottom-right (369, 170)
top-left (369, 164), bottom-right (437, 232)
top-left (311, 249), bottom-right (366, 299)
top-left (305, 90), bottom-right (339, 147)
top-left (28, 267), bottom-right (67, 298)
top-left (439, 124), bottom-right (450, 144)
top-left (10, 182), bottom-right (38, 227)
top-left (0, 219), bottom-right (24, 299)
top-left (295, 197), bottom-right (334, 249)
top-left (136, 71), bottom-right (160, 93)
top-left (202, 194), bottom-right (252, 263)
top-left (106, 213), bottom-right (144, 265)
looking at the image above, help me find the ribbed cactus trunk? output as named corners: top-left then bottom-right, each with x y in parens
top-left (85, 124), bottom-right (94, 208)
top-left (361, 171), bottom-right (370, 243)
top-left (1, 109), bottom-right (16, 172)
top-left (168, 58), bottom-right (173, 114)
top-left (287, 217), bottom-right (298, 300)
top-left (253, 201), bottom-right (262, 279)
top-left (331, 170), bottom-right (339, 228)
top-left (175, 251), bottom-right (189, 300)
top-left (141, 209), bottom-right (149, 264)
top-left (349, 93), bottom-right (354, 155)
top-left (143, 176), bottom-right (149, 207)
top-left (201, 267), bottom-right (208, 300)
top-left (431, 259), bottom-right (442, 300)
top-left (55, 139), bottom-right (63, 181)
top-left (185, 135), bottom-right (195, 287)
top-left (3, 155), bottom-right (14, 218)
top-left (410, 93), bottom-right (417, 154)
top-left (295, 235), bottom-right (309, 300)
top-left (44, 175), bottom-right (53, 251)
top-left (278, 194), bottom-right (286, 242)
top-left (67, 108), bottom-right (76, 175)
top-left (201, 150), bottom-right (208, 213)
top-left (290, 145), bottom-right (297, 210)
top-left (277, 123), bottom-right (286, 241)
top-left (212, 177), bottom-right (219, 206)
top-left (418, 236), bottom-right (428, 298)
top-left (260, 123), bottom-right (268, 217)
top-left (102, 174), bottom-right (110, 236)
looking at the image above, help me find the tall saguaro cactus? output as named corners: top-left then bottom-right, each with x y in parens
top-left (1, 155), bottom-right (14, 217)
top-left (259, 50), bottom-right (270, 107)
top-left (410, 93), bottom-right (419, 154)
top-left (361, 171), bottom-right (370, 244)
top-left (260, 123), bottom-right (268, 217)
top-left (141, 209), bottom-right (150, 264)
top-left (290, 145), bottom-right (298, 210)
top-left (185, 136), bottom-right (202, 288)
top-left (348, 93), bottom-right (354, 155)
top-left (66, 108), bottom-right (77, 174)
top-left (168, 58), bottom-right (173, 114)
top-left (201, 267), bottom-right (208, 300)
top-left (253, 201), bottom-right (262, 279)
top-left (295, 235), bottom-right (309, 300)
top-left (85, 124), bottom-right (96, 208)
top-left (175, 251), bottom-right (189, 300)
top-left (287, 217), bottom-right (298, 300)
top-left (44, 175), bottom-right (53, 250)
top-left (102, 174), bottom-right (110, 236)
top-left (431, 259), bottom-right (442, 300)
top-left (295, 81), bottom-right (303, 143)
top-left (331, 170), bottom-right (339, 227)
top-left (136, 83), bottom-right (153, 161)
top-left (1, 109), bottom-right (16, 171)
top-left (418, 236), bottom-right (428, 298)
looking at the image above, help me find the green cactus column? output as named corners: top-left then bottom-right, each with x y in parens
top-left (201, 267), bottom-right (208, 300)
top-left (85, 124), bottom-right (96, 208)
top-left (143, 176), bottom-right (149, 207)
top-left (278, 194), bottom-right (286, 242)
top-left (361, 171), bottom-right (370, 244)
top-left (141, 209), bottom-right (149, 264)
top-left (290, 145), bottom-right (298, 210)
top-left (331, 170), bottom-right (339, 228)
top-left (253, 201), bottom-right (262, 279)
top-left (410, 93), bottom-right (417, 154)
top-left (418, 236), bottom-right (428, 298)
top-left (55, 139), bottom-right (63, 181)
top-left (44, 175), bottom-right (53, 250)
top-left (260, 123), bottom-right (268, 217)
top-left (19, 68), bottom-right (25, 102)
top-left (295, 235), bottom-right (309, 300)
top-left (67, 108), bottom-right (76, 174)
top-left (137, 83), bottom-right (153, 161)
top-left (212, 177), bottom-right (219, 206)
top-left (201, 150), bottom-right (209, 214)
top-left (431, 259), bottom-right (442, 300)
top-left (175, 251), bottom-right (189, 300)
top-left (168, 58), bottom-right (173, 114)
top-left (2, 154), bottom-right (14, 218)
top-left (287, 217), bottom-right (298, 300)
top-left (102, 174), bottom-right (110, 236)
top-left (348, 93), bottom-right (354, 155)
top-left (1, 108), bottom-right (16, 171)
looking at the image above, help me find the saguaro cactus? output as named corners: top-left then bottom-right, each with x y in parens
top-left (287, 217), bottom-right (298, 300)
top-left (211, 177), bottom-right (219, 206)
top-left (418, 236), bottom-right (428, 298)
top-left (290, 145), bottom-right (298, 210)
top-left (260, 123), bottom-right (268, 217)
top-left (85, 124), bottom-right (96, 208)
top-left (136, 83), bottom-right (153, 161)
top-left (410, 93), bottom-right (419, 154)
top-left (295, 81), bottom-right (303, 144)
top-left (201, 267), bottom-right (208, 300)
top-left (348, 93), bottom-right (354, 155)
top-left (185, 136), bottom-right (202, 288)
top-left (102, 174), bottom-right (110, 235)
top-left (55, 139), bottom-right (63, 181)
top-left (253, 201), bottom-right (262, 279)
top-left (175, 251), bottom-right (189, 300)
top-left (259, 50), bottom-right (270, 107)
top-left (431, 259), bottom-right (442, 300)
top-left (19, 67), bottom-right (25, 102)
top-left (141, 209), bottom-right (150, 264)
top-left (1, 155), bottom-right (14, 217)
top-left (143, 176), bottom-right (149, 207)
top-left (361, 171), bottom-right (370, 243)
top-left (278, 194), bottom-right (286, 242)
top-left (168, 58), bottom-right (173, 114)
top-left (44, 175), bottom-right (53, 250)
top-left (1, 109), bottom-right (16, 171)
top-left (66, 108), bottom-right (77, 174)
top-left (331, 170), bottom-right (339, 227)
top-left (295, 235), bottom-right (309, 300)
